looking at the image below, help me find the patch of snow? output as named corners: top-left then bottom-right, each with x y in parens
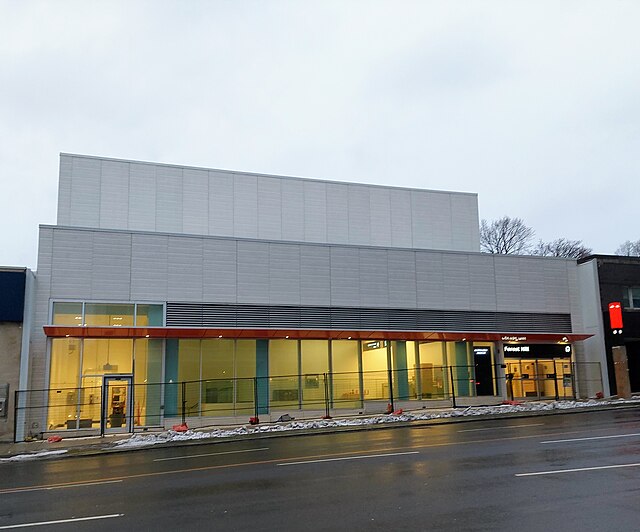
top-left (0, 450), bottom-right (68, 462)
top-left (110, 397), bottom-right (640, 449)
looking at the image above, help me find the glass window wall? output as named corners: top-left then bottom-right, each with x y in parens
top-left (301, 340), bottom-right (328, 410)
top-left (236, 340), bottom-right (256, 405)
top-left (178, 340), bottom-right (201, 417)
top-left (52, 302), bottom-right (83, 326)
top-left (418, 342), bottom-right (446, 398)
top-left (362, 340), bottom-right (389, 400)
top-left (269, 340), bottom-right (299, 408)
top-left (201, 339), bottom-right (234, 416)
top-left (331, 340), bottom-right (361, 407)
top-left (446, 342), bottom-right (471, 397)
top-left (48, 338), bottom-right (81, 430)
top-left (51, 301), bottom-right (164, 326)
top-left (85, 303), bottom-right (135, 326)
top-left (134, 339), bottom-right (163, 426)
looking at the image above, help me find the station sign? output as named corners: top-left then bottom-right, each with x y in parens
top-left (503, 343), bottom-right (572, 357)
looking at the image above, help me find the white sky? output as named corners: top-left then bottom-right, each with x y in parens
top-left (1, 1), bottom-right (639, 269)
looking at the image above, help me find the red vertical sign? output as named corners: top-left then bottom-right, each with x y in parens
top-left (608, 302), bottom-right (623, 329)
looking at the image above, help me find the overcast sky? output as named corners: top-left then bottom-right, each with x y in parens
top-left (1, 1), bottom-right (638, 269)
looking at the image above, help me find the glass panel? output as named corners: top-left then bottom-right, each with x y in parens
top-left (235, 340), bottom-right (256, 404)
top-left (362, 340), bottom-right (388, 400)
top-left (79, 376), bottom-right (101, 428)
top-left (418, 341), bottom-right (446, 399)
top-left (301, 340), bottom-right (328, 410)
top-left (134, 339), bottom-right (163, 426)
top-left (537, 360), bottom-right (557, 397)
top-left (556, 359), bottom-right (573, 398)
top-left (52, 302), bottom-right (83, 325)
top-left (505, 359), bottom-right (523, 398)
top-left (80, 339), bottom-right (131, 427)
top-left (136, 304), bottom-right (164, 326)
top-left (391, 341), bottom-right (414, 400)
top-left (178, 340), bottom-right (201, 417)
top-left (631, 287), bottom-right (640, 309)
top-left (269, 340), bottom-right (299, 408)
top-left (520, 360), bottom-right (538, 397)
top-left (47, 338), bottom-right (81, 430)
top-left (82, 339), bottom-right (133, 375)
top-left (201, 339), bottom-right (234, 416)
top-left (85, 303), bottom-right (134, 326)
top-left (622, 287), bottom-right (630, 308)
top-left (447, 342), bottom-right (472, 397)
top-left (106, 379), bottom-right (129, 430)
top-left (331, 340), bottom-right (361, 408)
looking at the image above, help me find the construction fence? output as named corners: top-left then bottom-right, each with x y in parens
top-left (13, 363), bottom-right (603, 442)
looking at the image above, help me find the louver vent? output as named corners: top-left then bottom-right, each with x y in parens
top-left (166, 303), bottom-right (572, 333)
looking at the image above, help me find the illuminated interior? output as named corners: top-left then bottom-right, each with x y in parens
top-left (47, 301), bottom-right (505, 429)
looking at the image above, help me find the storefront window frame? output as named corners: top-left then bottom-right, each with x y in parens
top-left (50, 300), bottom-right (166, 327)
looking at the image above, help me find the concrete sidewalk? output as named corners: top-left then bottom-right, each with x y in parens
top-left (2, 398), bottom-right (639, 462)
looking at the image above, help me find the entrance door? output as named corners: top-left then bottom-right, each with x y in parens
top-left (505, 357), bottom-right (573, 400)
top-left (102, 375), bottom-right (133, 434)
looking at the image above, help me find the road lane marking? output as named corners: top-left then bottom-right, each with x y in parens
top-left (516, 462), bottom-right (640, 477)
top-left (153, 447), bottom-right (269, 462)
top-left (458, 423), bottom-right (544, 432)
top-left (0, 480), bottom-right (123, 494)
top-left (0, 427), bottom-right (622, 495)
top-left (277, 451), bottom-right (419, 466)
top-left (541, 432), bottom-right (640, 444)
top-left (0, 514), bottom-right (123, 529)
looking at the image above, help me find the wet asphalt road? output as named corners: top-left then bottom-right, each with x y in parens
top-left (2, 409), bottom-right (640, 531)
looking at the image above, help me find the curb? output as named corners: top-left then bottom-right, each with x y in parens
top-left (2, 401), bottom-right (639, 462)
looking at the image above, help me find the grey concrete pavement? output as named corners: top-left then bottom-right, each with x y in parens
top-left (2, 399), bottom-right (639, 462)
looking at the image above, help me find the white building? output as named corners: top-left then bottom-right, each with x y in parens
top-left (17, 154), bottom-right (604, 440)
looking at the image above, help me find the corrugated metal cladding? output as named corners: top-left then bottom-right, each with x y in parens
top-left (166, 302), bottom-right (573, 333)
top-left (57, 154), bottom-right (480, 252)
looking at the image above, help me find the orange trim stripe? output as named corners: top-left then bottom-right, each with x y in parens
top-left (43, 326), bottom-right (591, 343)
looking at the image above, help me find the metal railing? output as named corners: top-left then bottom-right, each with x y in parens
top-left (13, 362), bottom-right (602, 442)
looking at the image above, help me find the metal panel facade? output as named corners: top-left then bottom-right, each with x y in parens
top-left (37, 226), bottom-right (576, 316)
top-left (58, 154), bottom-right (480, 252)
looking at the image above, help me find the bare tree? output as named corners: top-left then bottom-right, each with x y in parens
top-left (480, 216), bottom-right (535, 254)
top-left (615, 239), bottom-right (640, 256)
top-left (532, 238), bottom-right (592, 259)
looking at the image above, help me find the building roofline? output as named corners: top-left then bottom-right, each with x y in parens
top-left (39, 224), bottom-right (576, 262)
top-left (578, 254), bottom-right (640, 265)
top-left (0, 266), bottom-right (28, 273)
top-left (59, 152), bottom-right (478, 198)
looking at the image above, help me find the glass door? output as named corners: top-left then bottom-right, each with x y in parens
top-left (102, 375), bottom-right (133, 434)
top-left (555, 359), bottom-right (574, 399)
top-left (536, 359), bottom-right (558, 399)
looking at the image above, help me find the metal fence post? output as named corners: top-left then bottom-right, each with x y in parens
top-left (13, 389), bottom-right (18, 443)
top-left (253, 377), bottom-right (259, 422)
top-left (449, 366), bottom-right (457, 408)
top-left (181, 381), bottom-right (186, 425)
top-left (323, 373), bottom-right (331, 419)
top-left (507, 373), bottom-right (514, 401)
